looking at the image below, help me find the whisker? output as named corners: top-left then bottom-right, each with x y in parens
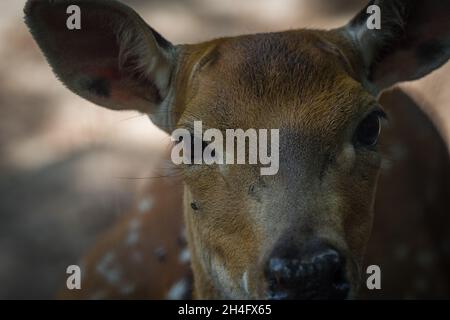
top-left (117, 114), bottom-right (147, 122)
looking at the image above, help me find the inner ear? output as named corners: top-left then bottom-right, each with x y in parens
top-left (25, 0), bottom-right (178, 129)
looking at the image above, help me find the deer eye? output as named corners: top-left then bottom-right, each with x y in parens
top-left (354, 110), bottom-right (385, 148)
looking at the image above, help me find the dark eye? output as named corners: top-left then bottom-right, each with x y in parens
top-left (354, 111), bottom-right (384, 147)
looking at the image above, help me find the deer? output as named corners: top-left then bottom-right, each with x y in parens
top-left (24, 0), bottom-right (450, 299)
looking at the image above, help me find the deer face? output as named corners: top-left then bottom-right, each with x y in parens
top-left (25, 0), bottom-right (449, 299)
top-left (179, 31), bottom-right (382, 299)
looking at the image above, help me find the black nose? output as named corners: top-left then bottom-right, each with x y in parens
top-left (265, 242), bottom-right (350, 300)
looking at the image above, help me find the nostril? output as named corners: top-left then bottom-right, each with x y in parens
top-left (266, 247), bottom-right (350, 299)
top-left (316, 251), bottom-right (350, 299)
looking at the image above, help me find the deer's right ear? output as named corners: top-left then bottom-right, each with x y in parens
top-left (24, 0), bottom-right (179, 132)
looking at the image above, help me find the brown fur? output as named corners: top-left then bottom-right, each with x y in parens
top-left (59, 87), bottom-right (450, 300)
top-left (25, 0), bottom-right (450, 299)
top-left (174, 30), bottom-right (380, 298)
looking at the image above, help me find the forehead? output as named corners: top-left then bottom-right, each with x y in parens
top-left (182, 30), bottom-right (374, 133)
top-left (221, 31), bottom-right (347, 97)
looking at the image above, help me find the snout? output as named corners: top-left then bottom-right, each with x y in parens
top-left (264, 241), bottom-right (350, 300)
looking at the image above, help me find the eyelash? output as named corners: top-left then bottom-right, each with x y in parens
top-left (353, 108), bottom-right (387, 148)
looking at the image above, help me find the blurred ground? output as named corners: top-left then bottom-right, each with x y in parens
top-left (0, 0), bottom-right (448, 299)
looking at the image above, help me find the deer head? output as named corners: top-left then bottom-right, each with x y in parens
top-left (25, 0), bottom-right (450, 299)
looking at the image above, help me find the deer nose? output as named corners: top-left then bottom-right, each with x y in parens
top-left (265, 243), bottom-right (350, 300)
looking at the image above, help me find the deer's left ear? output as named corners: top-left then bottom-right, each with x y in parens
top-left (24, 0), bottom-right (179, 132)
top-left (344, 0), bottom-right (450, 94)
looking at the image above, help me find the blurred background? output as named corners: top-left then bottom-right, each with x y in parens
top-left (0, 0), bottom-right (449, 299)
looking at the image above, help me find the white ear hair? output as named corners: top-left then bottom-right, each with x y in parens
top-left (116, 20), bottom-right (176, 95)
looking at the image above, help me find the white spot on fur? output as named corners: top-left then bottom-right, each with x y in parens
top-left (98, 251), bottom-right (115, 267)
top-left (126, 232), bottom-right (139, 246)
top-left (126, 218), bottom-right (141, 246)
top-left (96, 252), bottom-right (122, 286)
top-left (242, 271), bottom-right (249, 294)
top-left (166, 278), bottom-right (189, 300)
top-left (213, 260), bottom-right (237, 298)
top-left (179, 248), bottom-right (190, 264)
top-left (138, 198), bottom-right (153, 214)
